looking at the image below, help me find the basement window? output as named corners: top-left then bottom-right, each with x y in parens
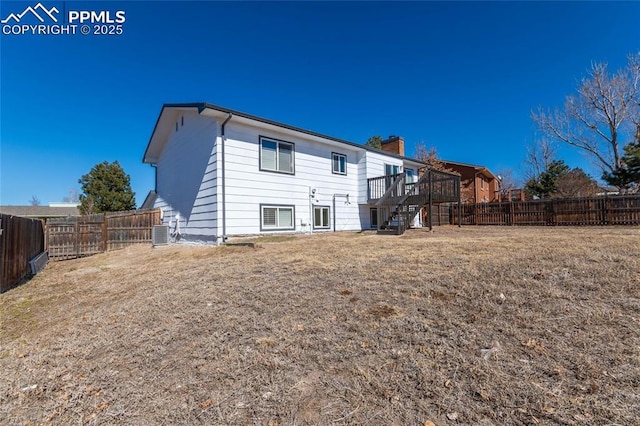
top-left (332, 152), bottom-right (347, 175)
top-left (313, 206), bottom-right (330, 229)
top-left (261, 205), bottom-right (295, 230)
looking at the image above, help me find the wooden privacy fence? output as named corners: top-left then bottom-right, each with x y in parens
top-left (0, 214), bottom-right (45, 293)
top-left (46, 209), bottom-right (162, 260)
top-left (423, 204), bottom-right (452, 227)
top-left (451, 195), bottom-right (640, 226)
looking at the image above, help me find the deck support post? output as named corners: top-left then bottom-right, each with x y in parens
top-left (428, 171), bottom-right (433, 231)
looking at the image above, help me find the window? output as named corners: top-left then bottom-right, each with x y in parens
top-left (405, 168), bottom-right (415, 183)
top-left (313, 206), bottom-right (330, 229)
top-left (385, 164), bottom-right (401, 176)
top-left (260, 205), bottom-right (295, 230)
top-left (260, 137), bottom-right (294, 174)
top-left (480, 178), bottom-right (485, 189)
top-left (370, 208), bottom-right (378, 229)
top-left (332, 152), bottom-right (347, 175)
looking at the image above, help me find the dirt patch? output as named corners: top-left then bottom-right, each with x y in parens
top-left (1, 226), bottom-right (639, 424)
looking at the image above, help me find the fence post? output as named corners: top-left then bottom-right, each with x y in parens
top-left (505, 202), bottom-right (510, 226)
top-left (510, 201), bottom-right (515, 226)
top-left (102, 214), bottom-right (108, 252)
top-left (74, 220), bottom-right (80, 258)
top-left (428, 171), bottom-right (433, 231)
top-left (602, 195), bottom-right (608, 225)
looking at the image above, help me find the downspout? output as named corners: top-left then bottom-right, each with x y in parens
top-left (220, 113), bottom-right (233, 243)
top-left (151, 164), bottom-right (157, 193)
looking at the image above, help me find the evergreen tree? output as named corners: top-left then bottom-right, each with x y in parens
top-left (525, 160), bottom-right (570, 199)
top-left (365, 136), bottom-right (383, 149)
top-left (79, 161), bottom-right (136, 214)
top-left (602, 141), bottom-right (640, 192)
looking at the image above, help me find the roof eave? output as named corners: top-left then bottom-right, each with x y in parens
top-left (143, 102), bottom-right (429, 166)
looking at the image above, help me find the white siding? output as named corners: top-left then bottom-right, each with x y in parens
top-left (357, 151), bottom-right (368, 203)
top-left (153, 111), bottom-right (219, 243)
top-left (365, 151), bottom-right (403, 179)
top-left (222, 122), bottom-right (363, 235)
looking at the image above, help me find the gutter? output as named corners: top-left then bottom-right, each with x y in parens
top-left (220, 113), bottom-right (233, 243)
top-left (151, 164), bottom-right (157, 192)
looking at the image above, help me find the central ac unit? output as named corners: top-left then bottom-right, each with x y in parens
top-left (152, 225), bottom-right (170, 246)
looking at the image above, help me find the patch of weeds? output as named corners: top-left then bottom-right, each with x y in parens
top-left (0, 297), bottom-right (39, 340)
top-left (368, 304), bottom-right (396, 318)
top-left (256, 337), bottom-right (278, 348)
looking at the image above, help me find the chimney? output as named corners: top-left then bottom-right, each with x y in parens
top-left (380, 135), bottom-right (404, 157)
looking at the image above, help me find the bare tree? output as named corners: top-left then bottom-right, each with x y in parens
top-left (495, 168), bottom-right (520, 199)
top-left (414, 142), bottom-right (448, 171)
top-left (532, 53), bottom-right (640, 185)
top-left (524, 138), bottom-right (557, 181)
top-left (29, 195), bottom-right (41, 206)
top-left (413, 142), bottom-right (474, 201)
top-left (62, 188), bottom-right (80, 203)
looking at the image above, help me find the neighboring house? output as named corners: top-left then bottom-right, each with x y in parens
top-left (440, 161), bottom-right (500, 203)
top-left (505, 188), bottom-right (527, 202)
top-left (142, 103), bottom-right (460, 243)
top-left (376, 136), bottom-right (499, 204)
top-left (0, 203), bottom-right (80, 220)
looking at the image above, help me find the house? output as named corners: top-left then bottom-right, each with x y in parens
top-left (0, 203), bottom-right (80, 220)
top-left (505, 188), bottom-right (527, 202)
top-left (440, 161), bottom-right (500, 203)
top-left (142, 103), bottom-right (460, 242)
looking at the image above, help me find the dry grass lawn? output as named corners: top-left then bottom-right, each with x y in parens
top-left (1, 226), bottom-right (639, 425)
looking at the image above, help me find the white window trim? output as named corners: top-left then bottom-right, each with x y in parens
top-left (259, 136), bottom-right (295, 175)
top-left (260, 204), bottom-right (295, 230)
top-left (313, 205), bottom-right (330, 229)
top-left (332, 152), bottom-right (347, 175)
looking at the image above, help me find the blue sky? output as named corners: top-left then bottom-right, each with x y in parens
top-left (1, 1), bottom-right (639, 206)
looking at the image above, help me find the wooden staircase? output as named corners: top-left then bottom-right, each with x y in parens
top-left (373, 170), bottom-right (461, 235)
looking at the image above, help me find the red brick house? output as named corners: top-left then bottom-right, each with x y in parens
top-left (440, 161), bottom-right (500, 203)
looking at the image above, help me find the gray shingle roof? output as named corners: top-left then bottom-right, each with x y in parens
top-left (0, 206), bottom-right (80, 218)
